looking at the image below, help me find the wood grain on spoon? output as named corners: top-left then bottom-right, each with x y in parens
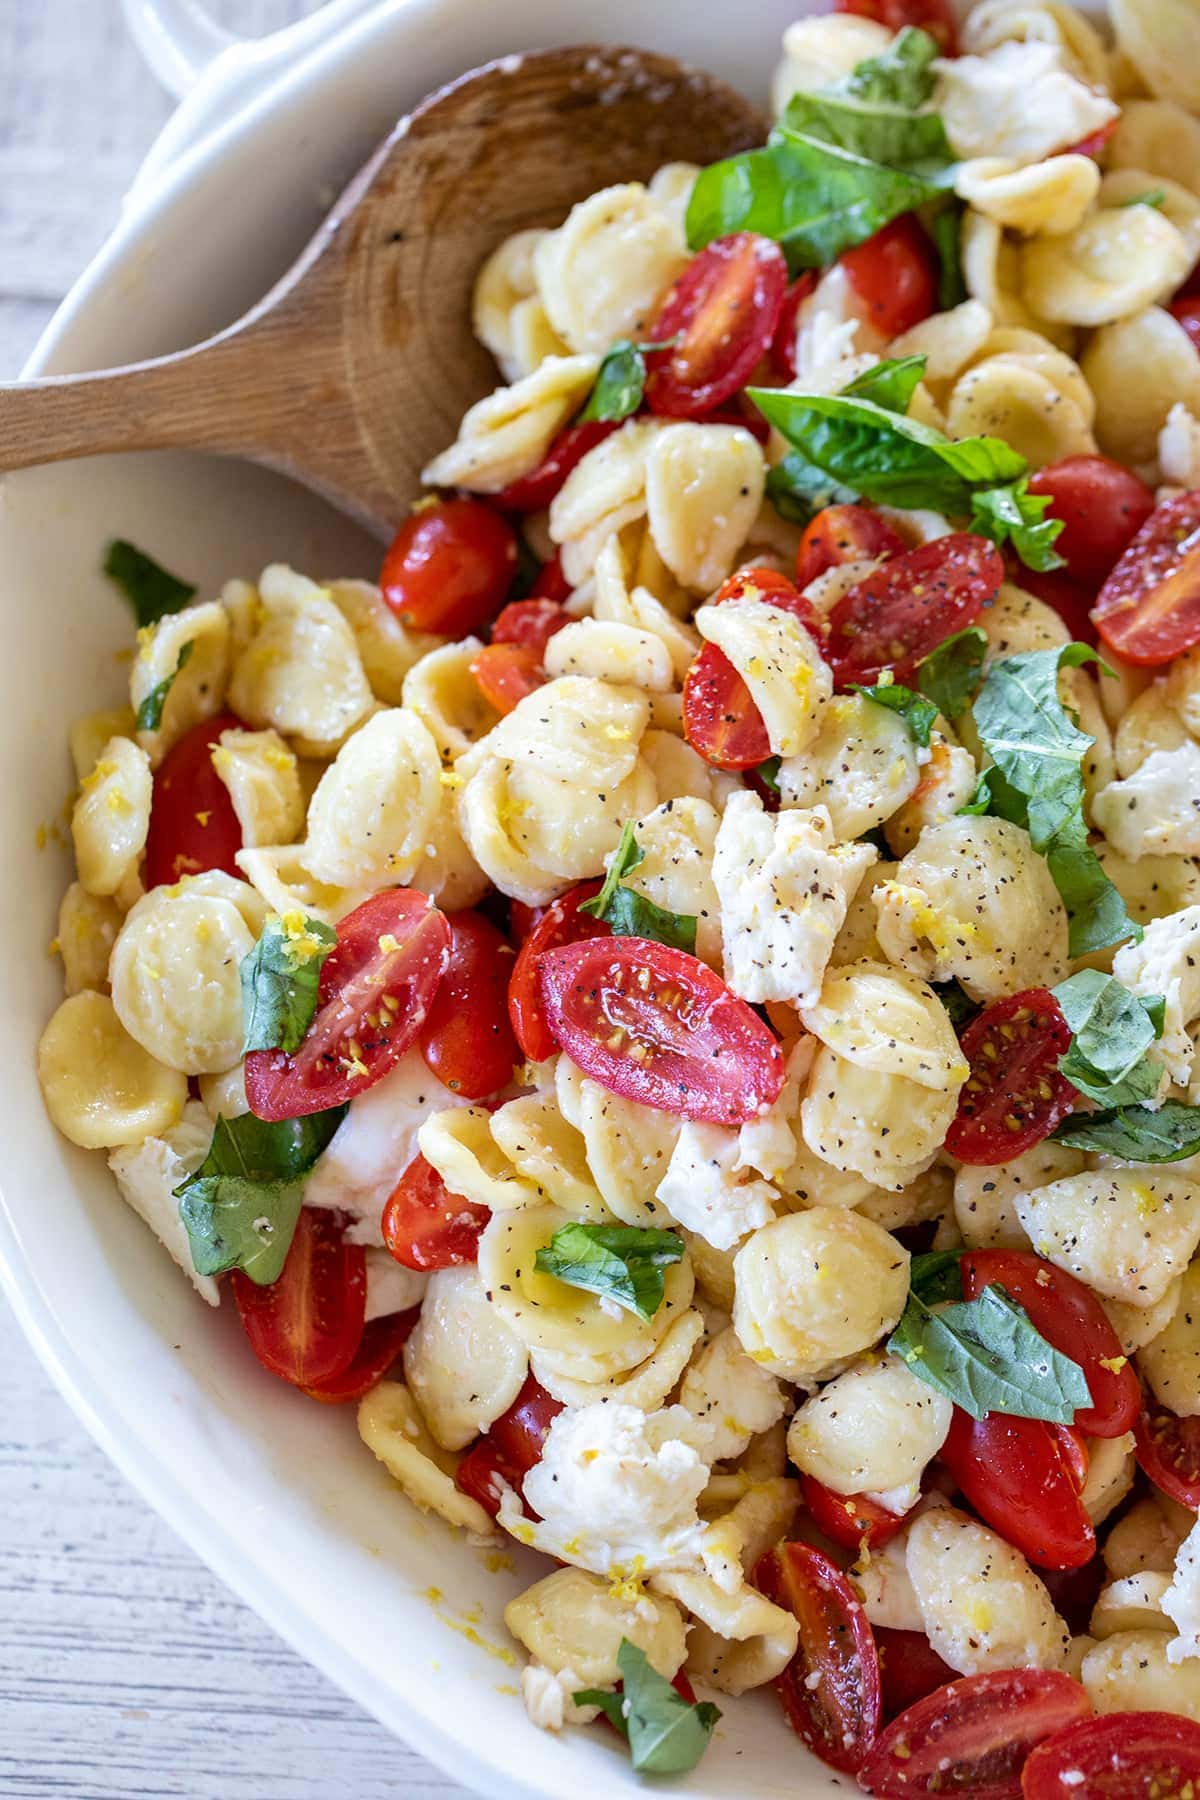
top-left (0, 46), bottom-right (764, 535)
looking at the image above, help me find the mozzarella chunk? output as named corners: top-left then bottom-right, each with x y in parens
top-left (953, 1143), bottom-right (1084, 1251)
top-left (679, 1326), bottom-right (788, 1464)
top-left (1112, 906), bottom-right (1200, 1086)
top-left (906, 1506), bottom-right (1070, 1676)
top-left (1094, 744), bottom-right (1200, 861)
top-left (935, 41), bottom-right (1117, 164)
top-left (363, 1248), bottom-right (426, 1323)
top-left (712, 792), bottom-right (876, 1007)
top-left (656, 1120), bottom-right (779, 1252)
top-left (1139, 1259), bottom-right (1200, 1418)
top-left (402, 1265), bottom-right (528, 1451)
top-left (107, 1101), bottom-right (218, 1305)
top-left (519, 1665), bottom-right (600, 1734)
top-left (694, 600), bottom-right (833, 760)
top-left (1013, 1171), bottom-right (1200, 1307)
top-left (787, 1355), bottom-right (952, 1507)
top-left (1165, 1518), bottom-right (1200, 1663)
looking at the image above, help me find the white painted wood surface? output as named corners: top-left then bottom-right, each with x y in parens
top-left (1, 4), bottom-right (472, 1792)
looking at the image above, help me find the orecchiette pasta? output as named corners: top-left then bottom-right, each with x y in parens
top-left (303, 706), bottom-right (442, 888)
top-left (1082, 1630), bottom-right (1200, 1719)
top-left (694, 599), bottom-right (833, 760)
top-left (787, 1354), bottom-right (952, 1510)
top-left (472, 227), bottom-right (569, 381)
top-left (69, 705), bottom-right (137, 783)
top-left (543, 618), bottom-right (674, 692)
top-left (1081, 307), bottom-right (1200, 470)
top-left (955, 153), bottom-right (1099, 236)
top-left (504, 1567), bottom-right (686, 1688)
top-left (1022, 201), bottom-right (1193, 328)
top-left (1137, 1258), bottom-right (1200, 1417)
top-left (1013, 1170), bottom-right (1200, 1306)
top-left (327, 578), bottom-right (445, 708)
top-left (534, 184), bottom-right (687, 356)
top-left (959, 1), bottom-right (1111, 89)
top-left (658, 1569), bottom-right (800, 1696)
top-left (1109, 99), bottom-right (1200, 197)
top-left (421, 355), bottom-right (599, 494)
top-left (107, 1101), bottom-right (218, 1302)
top-left (70, 734), bottom-right (152, 897)
top-left (905, 1506), bottom-right (1070, 1676)
top-left (643, 423), bottom-right (765, 594)
top-left (38, 990), bottom-right (187, 1149)
top-left (549, 419), bottom-right (664, 587)
top-left (953, 1142), bottom-right (1084, 1251)
top-left (55, 881), bottom-right (122, 996)
top-left (400, 640), bottom-right (499, 761)
top-left (131, 600), bottom-right (230, 765)
top-left (1111, 0), bottom-right (1200, 114)
top-left (228, 564), bottom-right (373, 754)
top-left (357, 1381), bottom-right (493, 1536)
top-left (402, 1265), bottom-right (528, 1450)
top-left (210, 727), bottom-right (303, 848)
top-left (531, 1307), bottom-right (704, 1412)
top-left (778, 692), bottom-right (923, 838)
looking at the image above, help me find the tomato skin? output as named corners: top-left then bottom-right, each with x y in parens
top-left (527, 551), bottom-right (572, 605)
top-left (418, 910), bottom-right (517, 1099)
top-left (833, 0), bottom-right (957, 53)
top-left (491, 594), bottom-right (569, 654)
top-left (840, 215), bottom-right (940, 339)
top-left (802, 1475), bottom-right (909, 1552)
top-left (1170, 295), bottom-right (1200, 356)
top-left (454, 1373), bottom-right (564, 1519)
top-left (455, 1438), bottom-right (515, 1517)
top-left (874, 1628), bottom-right (956, 1722)
top-left (1022, 1710), bottom-right (1200, 1798)
top-left (1017, 567), bottom-right (1098, 645)
top-left (507, 878), bottom-right (609, 1062)
top-left (940, 1410), bottom-right (1095, 1570)
top-left (945, 990), bottom-right (1078, 1167)
top-left (491, 421), bottom-right (619, 513)
top-left (961, 1250), bottom-right (1140, 1439)
top-left (795, 503), bottom-right (906, 592)
top-left (769, 272), bottom-right (819, 380)
top-left (232, 1207), bottom-right (366, 1388)
top-left (682, 567), bottom-right (822, 771)
top-left (1092, 491), bottom-right (1200, 666)
top-left (645, 233), bottom-right (789, 418)
top-left (382, 1153), bottom-right (490, 1271)
top-left (858, 1670), bottom-right (1093, 1798)
top-left (827, 533), bottom-right (1004, 685)
top-left (1027, 456), bottom-right (1156, 589)
top-left (380, 498), bottom-right (517, 636)
top-left (144, 710), bottom-right (246, 888)
top-left (1067, 117), bottom-right (1118, 160)
top-left (470, 641), bottom-right (544, 715)
top-left (302, 1307), bottom-right (418, 1404)
top-left (1134, 1398), bottom-right (1200, 1509)
top-left (538, 936), bottom-right (785, 1125)
top-left (245, 890), bottom-right (451, 1121)
top-left (755, 1541), bottom-right (882, 1774)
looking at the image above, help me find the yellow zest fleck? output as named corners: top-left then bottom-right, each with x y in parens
top-left (47, 937), bottom-right (61, 957)
top-left (106, 788), bottom-right (131, 815)
top-left (194, 810), bottom-right (212, 827)
top-left (1133, 1184), bottom-right (1161, 1218)
top-left (378, 933), bottom-right (400, 955)
top-left (1100, 1354), bottom-right (1128, 1373)
top-left (963, 1596), bottom-right (993, 1634)
top-left (484, 1551), bottom-right (515, 1575)
top-left (264, 744), bottom-right (294, 773)
top-left (439, 768), bottom-right (464, 788)
top-left (34, 824), bottom-right (48, 850)
top-left (277, 910), bottom-right (326, 963)
top-left (195, 918), bottom-right (211, 944)
top-left (604, 724), bottom-right (631, 742)
top-left (411, 493), bottom-right (440, 515)
top-left (82, 759), bottom-right (118, 793)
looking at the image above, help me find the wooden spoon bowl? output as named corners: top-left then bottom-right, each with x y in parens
top-left (0, 47), bottom-right (764, 534)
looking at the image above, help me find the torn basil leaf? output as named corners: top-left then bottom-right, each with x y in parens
top-left (1052, 969), bottom-right (1166, 1109)
top-left (1052, 1099), bottom-right (1200, 1163)
top-left (851, 680), bottom-right (938, 746)
top-left (241, 912), bottom-right (337, 1056)
top-left (582, 821), bottom-right (697, 953)
top-left (755, 756), bottom-right (782, 795)
top-left (1116, 188), bottom-right (1165, 209)
top-left (969, 479), bottom-right (1066, 573)
top-left (578, 337), bottom-right (675, 423)
top-left (534, 1223), bottom-right (684, 1322)
top-left (135, 639), bottom-right (195, 732)
top-left (766, 453), bottom-right (860, 524)
top-left (931, 202), bottom-right (966, 310)
top-left (917, 626), bottom-right (988, 719)
top-left (843, 353), bottom-right (928, 415)
top-left (576, 1641), bottom-right (721, 1776)
top-left (909, 1248), bottom-right (964, 1306)
top-left (104, 539), bottom-right (197, 628)
top-left (889, 1282), bottom-right (1092, 1423)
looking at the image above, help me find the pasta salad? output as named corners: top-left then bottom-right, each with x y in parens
top-left (35, 0), bottom-right (1200, 1788)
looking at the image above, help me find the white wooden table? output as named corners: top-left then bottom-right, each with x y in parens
top-left (1, 4), bottom-right (471, 1792)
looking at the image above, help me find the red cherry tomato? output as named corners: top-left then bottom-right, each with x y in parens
top-left (769, 272), bottom-right (819, 379)
top-left (833, 0), bottom-right (958, 53)
top-left (381, 498), bottom-right (517, 636)
top-left (231, 1207), bottom-right (366, 1388)
top-left (874, 1628), bottom-right (956, 1721)
top-left (1023, 1710), bottom-right (1200, 1798)
top-left (1067, 117), bottom-right (1118, 160)
top-left (507, 878), bottom-right (609, 1062)
top-left (1028, 456), bottom-right (1156, 589)
top-left (682, 567), bottom-right (821, 771)
top-left (795, 503), bottom-right (906, 592)
top-left (418, 910), bottom-right (517, 1098)
top-left (144, 710), bottom-right (245, 888)
top-left (827, 533), bottom-right (1004, 685)
top-left (529, 551), bottom-right (572, 605)
top-left (1134, 1398), bottom-right (1200, 1508)
top-left (705, 398), bottom-right (772, 443)
top-left (755, 1541), bottom-right (882, 1774)
top-left (1017, 567), bottom-right (1099, 645)
top-left (245, 890), bottom-right (451, 1121)
top-left (491, 594), bottom-right (569, 654)
top-left (802, 1475), bottom-right (909, 1551)
top-left (645, 233), bottom-right (788, 418)
top-left (491, 421), bottom-right (619, 513)
top-left (538, 936), bottom-right (785, 1125)
top-left (455, 1438), bottom-right (516, 1517)
top-left (1038, 1555), bottom-right (1107, 1638)
top-left (508, 899), bottom-right (542, 942)
top-left (840, 215), bottom-right (941, 339)
top-left (945, 990), bottom-right (1078, 1167)
top-left (302, 1307), bottom-right (418, 1404)
top-left (470, 642), bottom-right (545, 715)
top-left (961, 1250), bottom-right (1140, 1439)
top-left (454, 1373), bottom-right (565, 1518)
top-left (382, 1153), bottom-right (490, 1272)
top-left (1093, 491), bottom-right (1200, 665)
top-left (940, 1410), bottom-right (1095, 1570)
top-left (1170, 295), bottom-right (1200, 355)
top-left (858, 1670), bottom-right (1093, 1798)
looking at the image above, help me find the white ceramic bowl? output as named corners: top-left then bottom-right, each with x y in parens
top-left (0, 2), bottom-right (980, 1794)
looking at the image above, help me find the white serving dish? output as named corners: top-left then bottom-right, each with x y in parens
top-left (0, 0), bottom-right (1039, 1793)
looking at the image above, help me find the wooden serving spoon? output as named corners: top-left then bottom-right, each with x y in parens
top-left (0, 46), bottom-right (763, 536)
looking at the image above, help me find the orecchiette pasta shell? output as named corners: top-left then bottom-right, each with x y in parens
top-left (70, 733), bottom-right (152, 898)
top-left (69, 705), bottom-right (138, 784)
top-left (647, 162), bottom-right (699, 233)
top-left (418, 1105), bottom-right (545, 1213)
top-left (1022, 204), bottom-right (1192, 327)
top-left (890, 300), bottom-right (995, 392)
top-left (55, 881), bottom-right (122, 997)
top-left (38, 990), bottom-right (187, 1148)
top-left (131, 601), bottom-right (230, 766)
top-left (533, 184), bottom-right (687, 355)
top-left (328, 579), bottom-right (445, 708)
top-left (624, 796), bottom-right (722, 969)
top-left (802, 960), bottom-right (967, 1092)
top-left (948, 356), bottom-right (1096, 468)
top-left (1082, 1630), bottom-right (1200, 1720)
top-left (504, 759), bottom-right (656, 883)
top-left (779, 692), bottom-right (922, 838)
top-left (1111, 0), bottom-right (1200, 114)
top-left (543, 619), bottom-right (674, 692)
top-left (770, 14), bottom-right (891, 116)
top-left (457, 758), bottom-right (571, 906)
top-left (505, 1567), bottom-right (686, 1687)
top-left (421, 354), bottom-right (599, 494)
top-left (1108, 100), bottom-right (1200, 200)
top-left (458, 674), bottom-right (647, 792)
top-left (357, 1381), bottom-right (493, 1536)
top-left (569, 1067), bottom-right (682, 1227)
top-left (1014, 1171), bottom-right (1200, 1307)
top-left (109, 880), bottom-right (259, 1074)
top-left (1103, 1280), bottom-right (1183, 1356)
top-left (801, 1049), bottom-right (956, 1192)
top-left (787, 1354), bottom-right (952, 1501)
top-left (638, 730), bottom-right (727, 818)
top-left (402, 1265), bottom-right (528, 1451)
top-left (961, 212), bottom-right (1073, 346)
top-left (405, 788), bottom-right (490, 913)
top-left (472, 227), bottom-right (560, 379)
top-left (401, 639), bottom-right (498, 762)
top-left (234, 842), bottom-right (369, 927)
top-left (1114, 684), bottom-right (1190, 777)
top-left (644, 423), bottom-right (765, 595)
top-left (1090, 1572), bottom-right (1172, 1640)
top-left (549, 419), bottom-right (664, 588)
top-left (1137, 1260), bottom-right (1200, 1419)
top-left (906, 1506), bottom-right (1069, 1676)
top-left (1161, 402), bottom-right (1200, 493)
top-left (1082, 308), bottom-right (1200, 471)
top-left (1100, 169), bottom-right (1200, 267)
top-left (489, 1094), bottom-right (608, 1219)
top-left (304, 706), bottom-right (442, 888)
top-left (695, 599), bottom-right (832, 760)
top-left (530, 1307), bottom-right (704, 1412)
top-left (885, 740), bottom-right (980, 860)
top-left (953, 1142), bottom-right (1083, 1251)
top-left (228, 564), bottom-right (373, 753)
top-left (1081, 1435), bottom-right (1137, 1530)
top-left (211, 727), bottom-right (303, 849)
top-left (659, 1570), bottom-right (800, 1695)
top-left (956, 154), bottom-right (1099, 236)
top-left (960, 0), bottom-right (1111, 89)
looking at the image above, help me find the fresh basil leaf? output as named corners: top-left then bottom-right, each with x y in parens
top-left (576, 1642), bottom-right (721, 1776)
top-left (1053, 1099), bottom-right (1200, 1163)
top-left (850, 680), bottom-right (939, 746)
top-left (969, 479), bottom-right (1066, 573)
top-left (580, 820), bottom-right (696, 949)
top-left (578, 337), bottom-right (675, 423)
top-left (755, 756), bottom-right (782, 795)
top-left (782, 77), bottom-right (951, 176)
top-left (175, 1106), bottom-right (344, 1285)
top-left (841, 25), bottom-right (942, 108)
top-left (843, 354), bottom-right (928, 415)
top-left (910, 1249), bottom-right (964, 1305)
top-left (534, 1222), bottom-right (684, 1322)
top-left (1053, 969), bottom-right (1166, 1108)
top-left (581, 820), bottom-right (644, 920)
top-left (104, 539), bottom-right (197, 628)
top-left (889, 1283), bottom-right (1092, 1423)
top-left (1144, 995), bottom-right (1168, 1038)
top-left (931, 201), bottom-right (967, 310)
top-left (766, 453), bottom-right (860, 524)
top-left (933, 979), bottom-right (979, 1030)
top-left (749, 385), bottom-right (1025, 513)
top-left (1117, 188), bottom-right (1166, 209)
top-left (134, 639), bottom-right (195, 732)
top-left (917, 627), bottom-right (988, 719)
top-left (241, 912), bottom-right (337, 1056)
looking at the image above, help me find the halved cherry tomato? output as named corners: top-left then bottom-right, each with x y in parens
top-left (755, 1541), bottom-right (882, 1774)
top-left (1093, 491), bottom-right (1200, 665)
top-left (827, 533), bottom-right (1004, 685)
top-left (144, 710), bottom-right (245, 888)
top-left (491, 594), bottom-right (569, 653)
top-left (795, 503), bottom-right (906, 592)
top-left (769, 272), bottom-right (819, 380)
top-left (1038, 1555), bottom-right (1106, 1638)
top-left (940, 1411), bottom-right (1095, 1570)
top-left (1017, 566), bottom-right (1098, 645)
top-left (528, 551), bottom-right (572, 605)
top-left (455, 1438), bottom-right (516, 1517)
top-left (302, 1307), bottom-right (418, 1404)
top-left (840, 215), bottom-right (940, 339)
top-left (962, 1250), bottom-right (1140, 1439)
top-left (538, 936), bottom-right (785, 1124)
top-left (705, 398), bottom-right (772, 443)
top-left (1023, 1710), bottom-right (1200, 1797)
top-left (491, 421), bottom-right (619, 513)
top-left (381, 498), bottom-right (517, 636)
top-left (834, 0), bottom-right (958, 54)
top-left (945, 990), bottom-right (1078, 1166)
top-left (232, 1206), bottom-right (366, 1388)
top-left (874, 1628), bottom-right (956, 1722)
top-left (1028, 456), bottom-right (1156, 589)
top-left (802, 1475), bottom-right (909, 1552)
top-left (245, 890), bottom-right (451, 1121)
top-left (508, 899), bottom-right (542, 942)
top-left (1066, 117), bottom-right (1118, 160)
top-left (645, 233), bottom-right (788, 418)
top-left (1134, 1398), bottom-right (1200, 1508)
top-left (507, 878), bottom-right (608, 1062)
top-left (470, 641), bottom-right (544, 715)
top-left (1170, 295), bottom-right (1200, 355)
top-left (454, 1373), bottom-right (564, 1518)
top-left (382, 1153), bottom-right (490, 1271)
top-left (858, 1670), bottom-right (1093, 1798)
top-left (418, 910), bottom-right (517, 1098)
top-left (682, 567), bottom-right (821, 770)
